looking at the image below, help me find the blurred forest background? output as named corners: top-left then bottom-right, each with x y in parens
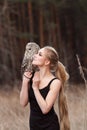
top-left (0, 0), bottom-right (87, 130)
top-left (0, 0), bottom-right (87, 86)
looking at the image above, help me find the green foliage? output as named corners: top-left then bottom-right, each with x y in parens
top-left (16, 32), bottom-right (38, 39)
top-left (56, 0), bottom-right (87, 32)
top-left (7, 0), bottom-right (28, 3)
top-left (76, 1), bottom-right (87, 32)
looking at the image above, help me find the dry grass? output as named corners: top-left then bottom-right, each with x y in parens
top-left (0, 84), bottom-right (87, 130)
top-left (65, 84), bottom-right (87, 130)
top-left (0, 86), bottom-right (29, 130)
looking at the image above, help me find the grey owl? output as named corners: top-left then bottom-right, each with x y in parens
top-left (21, 42), bottom-right (40, 74)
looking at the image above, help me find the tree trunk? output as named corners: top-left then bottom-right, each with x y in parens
top-left (39, 8), bottom-right (44, 47)
top-left (28, 1), bottom-right (34, 41)
top-left (50, 4), bottom-right (57, 48)
top-left (16, 3), bottom-right (24, 53)
top-left (5, 2), bottom-right (16, 83)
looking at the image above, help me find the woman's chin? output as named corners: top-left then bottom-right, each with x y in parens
top-left (32, 62), bottom-right (35, 65)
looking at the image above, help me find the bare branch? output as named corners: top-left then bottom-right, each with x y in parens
top-left (76, 54), bottom-right (87, 88)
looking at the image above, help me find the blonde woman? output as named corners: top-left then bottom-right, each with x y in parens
top-left (20, 46), bottom-right (70, 130)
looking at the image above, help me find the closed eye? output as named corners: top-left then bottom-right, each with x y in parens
top-left (38, 52), bottom-right (42, 56)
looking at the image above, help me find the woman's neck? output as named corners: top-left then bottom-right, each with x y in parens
top-left (39, 67), bottom-right (53, 80)
top-left (38, 67), bottom-right (55, 89)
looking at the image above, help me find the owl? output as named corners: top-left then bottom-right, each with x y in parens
top-left (21, 42), bottom-right (40, 74)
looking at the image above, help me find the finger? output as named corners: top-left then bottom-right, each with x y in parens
top-left (24, 71), bottom-right (32, 75)
top-left (23, 72), bottom-right (32, 79)
top-left (25, 70), bottom-right (33, 74)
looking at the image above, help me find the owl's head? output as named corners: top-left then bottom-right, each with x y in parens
top-left (25, 42), bottom-right (40, 58)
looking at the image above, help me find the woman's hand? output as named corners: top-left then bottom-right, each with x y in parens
top-left (32, 71), bottom-right (40, 90)
top-left (23, 71), bottom-right (32, 82)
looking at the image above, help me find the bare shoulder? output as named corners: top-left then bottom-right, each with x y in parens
top-left (50, 78), bottom-right (61, 90)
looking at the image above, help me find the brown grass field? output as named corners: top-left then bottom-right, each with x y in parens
top-left (0, 83), bottom-right (87, 130)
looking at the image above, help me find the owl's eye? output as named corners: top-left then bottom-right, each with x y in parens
top-left (29, 48), bottom-right (31, 50)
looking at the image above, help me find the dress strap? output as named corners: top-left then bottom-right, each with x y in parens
top-left (48, 78), bottom-right (58, 87)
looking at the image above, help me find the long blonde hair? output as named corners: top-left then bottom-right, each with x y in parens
top-left (44, 46), bottom-right (70, 130)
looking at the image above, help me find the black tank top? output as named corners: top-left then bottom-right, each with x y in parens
top-left (29, 77), bottom-right (57, 116)
top-left (29, 78), bottom-right (60, 130)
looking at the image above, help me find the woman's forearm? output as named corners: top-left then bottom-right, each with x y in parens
top-left (20, 72), bottom-right (32, 107)
top-left (20, 79), bottom-right (29, 107)
top-left (32, 72), bottom-right (49, 114)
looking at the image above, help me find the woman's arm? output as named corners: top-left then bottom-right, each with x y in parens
top-left (32, 72), bottom-right (61, 114)
top-left (20, 72), bottom-right (32, 107)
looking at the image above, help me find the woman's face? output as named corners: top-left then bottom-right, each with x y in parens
top-left (32, 48), bottom-right (50, 67)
